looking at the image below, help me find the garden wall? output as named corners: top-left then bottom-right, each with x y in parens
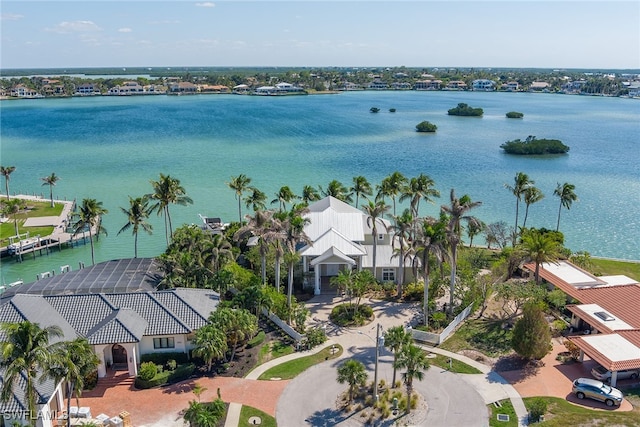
top-left (409, 303), bottom-right (474, 345)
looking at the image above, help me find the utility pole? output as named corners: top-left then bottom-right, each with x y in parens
top-left (373, 323), bottom-right (381, 401)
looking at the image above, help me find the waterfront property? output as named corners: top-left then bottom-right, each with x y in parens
top-left (524, 260), bottom-right (640, 387)
top-left (300, 197), bottom-right (413, 294)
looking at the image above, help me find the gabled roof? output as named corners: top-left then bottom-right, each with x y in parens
top-left (310, 247), bottom-right (356, 266)
top-left (299, 228), bottom-right (366, 257)
top-left (86, 308), bottom-right (147, 344)
top-left (5, 294), bottom-right (77, 342)
top-left (304, 197), bottom-right (366, 241)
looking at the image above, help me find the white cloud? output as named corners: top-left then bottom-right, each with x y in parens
top-left (195, 2), bottom-right (215, 7)
top-left (1, 13), bottom-right (24, 21)
top-left (46, 20), bottom-right (102, 34)
top-left (118, 28), bottom-right (132, 33)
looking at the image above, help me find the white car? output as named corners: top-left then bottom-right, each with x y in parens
top-left (591, 365), bottom-right (639, 383)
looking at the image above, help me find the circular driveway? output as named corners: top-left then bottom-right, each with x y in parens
top-left (276, 296), bottom-right (488, 426)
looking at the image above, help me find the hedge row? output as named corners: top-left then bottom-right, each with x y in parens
top-left (140, 351), bottom-right (189, 365)
top-left (135, 363), bottom-right (195, 389)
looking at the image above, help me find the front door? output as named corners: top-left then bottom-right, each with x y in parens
top-left (112, 344), bottom-right (127, 364)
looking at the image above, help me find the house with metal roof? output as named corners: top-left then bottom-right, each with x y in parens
top-left (524, 260), bottom-right (640, 387)
top-left (300, 197), bottom-right (413, 294)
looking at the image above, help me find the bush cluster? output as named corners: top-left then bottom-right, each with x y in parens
top-left (447, 103), bottom-right (483, 116)
top-left (415, 121), bottom-right (437, 132)
top-left (135, 363), bottom-right (195, 389)
top-left (506, 111), bottom-right (524, 118)
top-left (246, 330), bottom-right (266, 348)
top-left (501, 136), bottom-right (569, 155)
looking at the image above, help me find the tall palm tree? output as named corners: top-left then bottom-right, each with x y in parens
top-left (504, 172), bottom-right (533, 244)
top-left (519, 229), bottom-right (562, 283)
top-left (117, 196), bottom-right (153, 258)
top-left (415, 216), bottom-right (446, 326)
top-left (362, 200), bottom-right (390, 280)
top-left (1, 198), bottom-right (22, 236)
top-left (1, 165), bottom-right (16, 200)
top-left (378, 171), bottom-right (408, 217)
top-left (282, 205), bottom-right (311, 320)
top-left (264, 214), bottom-right (287, 292)
top-left (271, 186), bottom-right (297, 212)
top-left (148, 173), bottom-right (193, 244)
top-left (441, 189), bottom-right (482, 316)
top-left (394, 343), bottom-right (430, 414)
top-left (301, 185), bottom-right (321, 205)
top-left (553, 182), bottom-right (578, 232)
top-left (234, 209), bottom-right (274, 284)
top-left (0, 321), bottom-right (63, 426)
top-left (49, 338), bottom-right (99, 427)
top-left (202, 233), bottom-right (234, 275)
top-left (41, 172), bottom-right (60, 207)
top-left (319, 179), bottom-right (353, 203)
top-left (522, 186), bottom-right (544, 229)
top-left (244, 188), bottom-right (267, 212)
top-left (351, 176), bottom-right (372, 208)
top-left (193, 324), bottom-right (228, 372)
top-left (390, 209), bottom-right (414, 297)
top-left (227, 174), bottom-right (254, 223)
top-left (73, 198), bottom-right (108, 265)
top-left (336, 359), bottom-right (367, 404)
top-left (400, 173), bottom-right (440, 218)
top-left (384, 326), bottom-right (412, 387)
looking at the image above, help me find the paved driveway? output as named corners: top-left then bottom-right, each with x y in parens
top-left (277, 295), bottom-right (488, 426)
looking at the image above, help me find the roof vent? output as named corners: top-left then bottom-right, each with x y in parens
top-left (594, 311), bottom-right (615, 321)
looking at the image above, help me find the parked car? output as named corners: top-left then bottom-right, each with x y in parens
top-left (591, 365), bottom-right (640, 383)
top-left (572, 377), bottom-right (624, 407)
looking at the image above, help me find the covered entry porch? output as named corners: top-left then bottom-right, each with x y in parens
top-left (304, 247), bottom-right (360, 295)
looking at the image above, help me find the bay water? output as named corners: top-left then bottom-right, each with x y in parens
top-left (1, 91), bottom-right (639, 284)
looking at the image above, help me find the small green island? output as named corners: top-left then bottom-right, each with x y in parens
top-left (447, 103), bottom-right (483, 116)
top-left (370, 107), bottom-right (380, 113)
top-left (506, 111), bottom-right (524, 118)
top-left (501, 135), bottom-right (570, 155)
top-left (416, 120), bottom-right (437, 132)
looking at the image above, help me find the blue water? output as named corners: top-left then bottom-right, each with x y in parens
top-left (1, 91), bottom-right (639, 284)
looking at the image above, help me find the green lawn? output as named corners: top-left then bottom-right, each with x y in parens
top-left (257, 340), bottom-right (295, 366)
top-left (523, 396), bottom-right (640, 427)
top-left (238, 405), bottom-right (276, 427)
top-left (590, 258), bottom-right (640, 281)
top-left (1, 199), bottom-right (64, 244)
top-left (439, 318), bottom-right (513, 358)
top-left (257, 344), bottom-right (343, 380)
top-left (488, 399), bottom-right (518, 427)
top-left (0, 223), bottom-right (55, 246)
top-left (427, 353), bottom-right (482, 374)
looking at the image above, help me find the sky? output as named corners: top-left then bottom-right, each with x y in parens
top-left (1, 1), bottom-right (639, 70)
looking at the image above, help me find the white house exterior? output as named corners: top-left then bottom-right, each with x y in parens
top-left (472, 79), bottom-right (496, 91)
top-left (299, 197), bottom-right (413, 294)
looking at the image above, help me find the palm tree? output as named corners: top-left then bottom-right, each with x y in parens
top-left (41, 172), bottom-right (60, 207)
top-left (351, 176), bottom-right (372, 208)
top-left (384, 326), bottom-right (412, 387)
top-left (415, 216), bottom-right (446, 326)
top-left (522, 186), bottom-right (544, 228)
top-left (209, 308), bottom-right (257, 362)
top-left (441, 189), bottom-right (482, 316)
top-left (227, 174), bottom-right (254, 223)
top-left (282, 205), bottom-right (311, 320)
top-left (148, 173), bottom-right (193, 244)
top-left (319, 179), bottom-right (353, 203)
top-left (394, 343), bottom-right (430, 414)
top-left (1, 165), bottom-right (16, 199)
top-left (519, 229), bottom-right (562, 283)
top-left (0, 321), bottom-right (63, 426)
top-left (400, 173), bottom-right (439, 218)
top-left (193, 324), bottom-right (228, 372)
top-left (271, 186), bottom-right (297, 212)
top-left (49, 338), bottom-right (99, 427)
top-left (117, 196), bottom-right (153, 258)
top-left (390, 209), bottom-right (414, 297)
top-left (244, 188), bottom-right (267, 212)
top-left (73, 198), bottom-right (108, 265)
top-left (362, 200), bottom-right (390, 280)
top-left (336, 359), bottom-right (367, 404)
top-left (504, 172), bottom-right (533, 244)
top-left (264, 214), bottom-right (287, 291)
top-left (301, 185), bottom-right (321, 205)
top-left (466, 220), bottom-right (485, 247)
top-left (378, 171), bottom-right (408, 217)
top-left (1, 198), bottom-right (22, 236)
top-left (553, 182), bottom-right (578, 232)
top-left (234, 209), bottom-right (274, 284)
top-left (202, 233), bottom-right (234, 275)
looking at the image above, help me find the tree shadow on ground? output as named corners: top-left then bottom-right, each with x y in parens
top-left (493, 355), bottom-right (541, 383)
top-left (304, 407), bottom-right (356, 426)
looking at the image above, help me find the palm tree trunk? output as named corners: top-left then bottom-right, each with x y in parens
top-left (134, 233), bottom-right (138, 258)
top-left (287, 263), bottom-right (294, 324)
top-left (50, 185), bottom-right (54, 207)
top-left (406, 383), bottom-right (413, 414)
top-left (523, 204), bottom-right (530, 228)
top-left (423, 255), bottom-right (430, 327)
top-left (261, 253), bottom-right (267, 285)
top-left (396, 248), bottom-right (404, 297)
top-left (275, 253), bottom-right (281, 292)
top-left (372, 233), bottom-right (377, 280)
top-left (449, 245), bottom-right (457, 317)
top-left (237, 197), bottom-right (242, 224)
top-left (89, 228), bottom-right (96, 265)
top-left (166, 206), bottom-right (174, 239)
top-left (66, 380), bottom-right (75, 427)
top-left (556, 202), bottom-right (562, 231)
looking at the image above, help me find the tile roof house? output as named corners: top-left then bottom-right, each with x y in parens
top-left (299, 197), bottom-right (413, 294)
top-left (524, 260), bottom-right (640, 386)
top-left (0, 259), bottom-right (219, 425)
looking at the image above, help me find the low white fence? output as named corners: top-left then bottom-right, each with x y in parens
top-left (409, 302), bottom-right (474, 345)
top-left (262, 308), bottom-right (305, 343)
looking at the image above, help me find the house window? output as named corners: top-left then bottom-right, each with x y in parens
top-left (382, 268), bottom-right (395, 282)
top-left (153, 337), bottom-right (175, 349)
top-left (378, 233), bottom-right (384, 241)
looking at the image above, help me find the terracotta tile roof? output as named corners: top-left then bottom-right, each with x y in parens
top-left (574, 284), bottom-right (640, 329)
top-left (570, 331), bottom-right (640, 371)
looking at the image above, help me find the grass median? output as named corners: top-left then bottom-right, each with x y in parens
top-left (257, 344), bottom-right (343, 380)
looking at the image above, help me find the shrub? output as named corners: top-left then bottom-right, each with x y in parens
top-left (551, 319), bottom-right (568, 336)
top-left (140, 352), bottom-right (189, 365)
top-left (447, 103), bottom-right (483, 116)
top-left (500, 135), bottom-right (569, 155)
top-left (546, 289), bottom-right (567, 310)
top-left (135, 363), bottom-right (195, 389)
top-left (330, 303), bottom-right (374, 327)
top-left (403, 282), bottom-right (424, 301)
top-left (564, 339), bottom-right (581, 360)
top-left (247, 330), bottom-right (266, 348)
top-left (506, 111), bottom-right (524, 118)
top-left (138, 362), bottom-right (157, 381)
top-left (305, 327), bottom-right (327, 348)
top-left (528, 397), bottom-right (547, 423)
top-left (416, 121), bottom-right (437, 132)
top-left (166, 359), bottom-right (177, 371)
